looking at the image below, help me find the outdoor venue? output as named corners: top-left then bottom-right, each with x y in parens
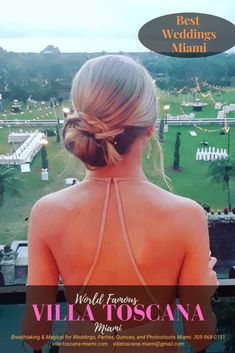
top-left (0, 48), bottom-right (235, 353)
top-left (0, 53), bottom-right (235, 252)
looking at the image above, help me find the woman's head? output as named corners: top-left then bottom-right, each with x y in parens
top-left (62, 54), bottom-right (157, 168)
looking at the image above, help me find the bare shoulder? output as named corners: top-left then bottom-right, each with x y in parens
top-left (29, 183), bottom-right (84, 227)
top-left (145, 182), bottom-right (207, 239)
top-left (146, 181), bottom-right (205, 214)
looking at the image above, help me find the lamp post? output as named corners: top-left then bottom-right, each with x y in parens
top-left (50, 99), bottom-right (61, 143)
top-left (63, 107), bottom-right (70, 119)
top-left (163, 104), bottom-right (170, 125)
top-left (40, 137), bottom-right (49, 181)
top-left (223, 113), bottom-right (231, 157)
top-left (227, 127), bottom-right (231, 157)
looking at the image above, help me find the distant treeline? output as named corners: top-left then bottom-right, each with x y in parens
top-left (0, 47), bottom-right (234, 102)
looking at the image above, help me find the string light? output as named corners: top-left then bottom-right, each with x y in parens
top-left (159, 79), bottom-right (234, 98)
top-left (180, 106), bottom-right (230, 134)
top-left (195, 78), bottom-right (217, 103)
top-left (0, 104), bottom-right (61, 121)
top-left (194, 78), bottom-right (235, 105)
top-left (201, 81), bottom-right (235, 93)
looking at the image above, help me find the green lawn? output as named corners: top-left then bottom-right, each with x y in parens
top-left (1, 90), bottom-right (235, 123)
top-left (159, 90), bottom-right (235, 119)
top-left (0, 127), bottom-right (84, 244)
top-left (0, 101), bottom-right (64, 121)
top-left (161, 125), bottom-right (235, 207)
top-left (0, 104), bottom-right (235, 244)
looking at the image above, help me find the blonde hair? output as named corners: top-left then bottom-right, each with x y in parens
top-left (62, 55), bottom-right (167, 183)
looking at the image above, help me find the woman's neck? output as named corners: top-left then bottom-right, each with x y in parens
top-left (85, 165), bottom-right (146, 179)
top-left (85, 142), bottom-right (147, 179)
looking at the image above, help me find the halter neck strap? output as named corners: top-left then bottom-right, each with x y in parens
top-left (82, 178), bottom-right (150, 287)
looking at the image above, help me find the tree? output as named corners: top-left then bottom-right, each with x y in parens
top-left (158, 119), bottom-right (165, 143)
top-left (56, 125), bottom-right (60, 143)
top-left (207, 159), bottom-right (235, 212)
top-left (173, 132), bottom-right (181, 170)
top-left (41, 45), bottom-right (60, 54)
top-left (41, 146), bottom-right (49, 169)
top-left (0, 166), bottom-right (22, 207)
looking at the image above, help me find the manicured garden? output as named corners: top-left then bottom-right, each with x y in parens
top-left (159, 90), bottom-right (235, 119)
top-left (0, 92), bottom-right (235, 244)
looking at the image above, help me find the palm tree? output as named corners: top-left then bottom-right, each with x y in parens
top-left (207, 159), bottom-right (235, 212)
top-left (0, 166), bottom-right (22, 207)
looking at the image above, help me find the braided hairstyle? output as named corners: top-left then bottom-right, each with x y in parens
top-left (62, 55), bottom-right (157, 168)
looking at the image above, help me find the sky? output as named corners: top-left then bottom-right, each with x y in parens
top-left (0, 0), bottom-right (234, 53)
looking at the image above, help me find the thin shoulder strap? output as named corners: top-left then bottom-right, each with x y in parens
top-left (113, 178), bottom-right (149, 287)
top-left (82, 177), bottom-right (112, 286)
top-left (82, 176), bottom-right (160, 305)
top-left (82, 176), bottom-right (145, 286)
top-left (114, 178), bottom-right (160, 304)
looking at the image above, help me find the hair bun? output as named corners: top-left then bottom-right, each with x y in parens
top-left (62, 113), bottom-right (123, 167)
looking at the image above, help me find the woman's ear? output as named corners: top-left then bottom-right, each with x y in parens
top-left (142, 125), bottom-right (155, 145)
top-left (146, 125), bottom-right (155, 138)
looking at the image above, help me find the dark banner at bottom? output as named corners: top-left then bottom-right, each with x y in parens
top-left (0, 285), bottom-right (235, 353)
